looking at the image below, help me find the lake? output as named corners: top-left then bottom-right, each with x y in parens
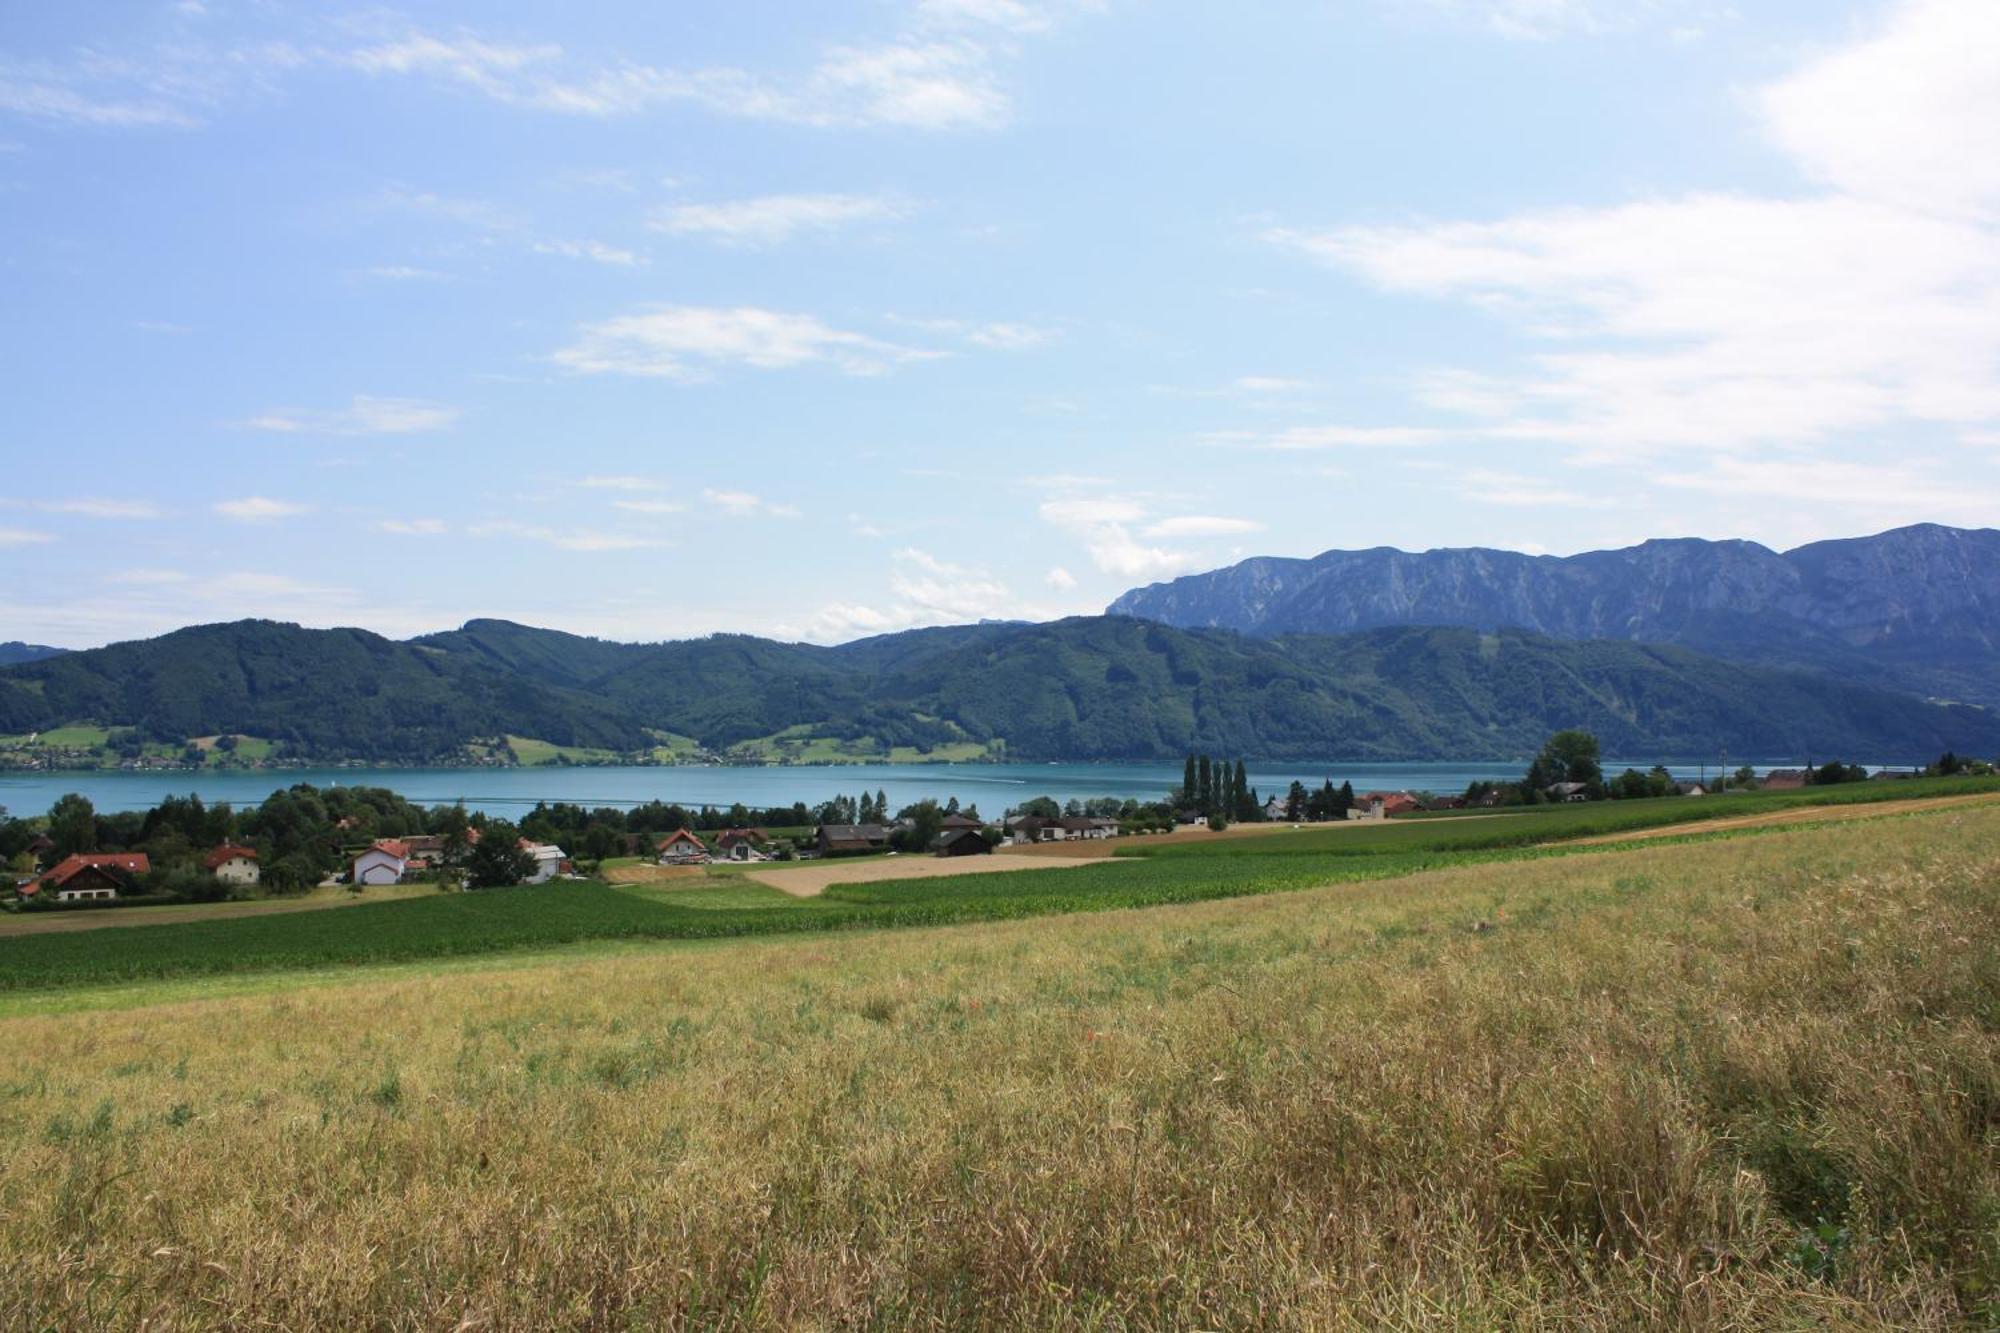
top-left (0, 758), bottom-right (1771, 818)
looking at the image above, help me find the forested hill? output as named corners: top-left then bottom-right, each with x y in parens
top-left (0, 621), bottom-right (650, 762)
top-left (0, 642), bottom-right (66, 667)
top-left (5, 615), bottom-right (1997, 764)
top-left (1107, 523), bottom-right (2000, 709)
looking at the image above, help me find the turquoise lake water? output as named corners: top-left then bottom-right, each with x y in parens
top-left (0, 758), bottom-right (1782, 817)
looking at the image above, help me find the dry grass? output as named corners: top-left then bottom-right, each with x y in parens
top-left (747, 851), bottom-right (1114, 897)
top-left (2, 810), bottom-right (1997, 1329)
top-left (0, 880), bottom-right (441, 939)
top-left (1570, 789), bottom-right (2000, 845)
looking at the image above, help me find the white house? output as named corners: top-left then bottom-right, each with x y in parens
top-left (521, 842), bottom-right (568, 883)
top-left (351, 839), bottom-right (409, 886)
top-left (204, 844), bottom-right (260, 887)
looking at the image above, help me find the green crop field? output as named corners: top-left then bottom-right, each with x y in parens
top-left (5, 776), bottom-right (1995, 996)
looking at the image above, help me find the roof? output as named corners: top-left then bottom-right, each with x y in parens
top-left (657, 829), bottom-right (706, 850)
top-left (364, 839), bottom-right (410, 860)
top-left (932, 827), bottom-right (988, 848)
top-left (818, 824), bottom-right (888, 841)
top-left (29, 852), bottom-right (152, 895)
top-left (716, 827), bottom-right (766, 844)
top-left (522, 843), bottom-right (566, 858)
top-left (939, 813), bottom-right (982, 829)
top-left (202, 844), bottom-right (259, 871)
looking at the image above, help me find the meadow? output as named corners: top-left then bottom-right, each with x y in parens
top-left (4, 776), bottom-right (1997, 995)
top-left (1, 804), bottom-right (1995, 1327)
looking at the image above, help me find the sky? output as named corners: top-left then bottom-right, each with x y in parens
top-left (3, 0), bottom-right (1998, 649)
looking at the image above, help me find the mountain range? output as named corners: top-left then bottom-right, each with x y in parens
top-left (2, 612), bottom-right (1995, 765)
top-left (1108, 523), bottom-right (2000, 709)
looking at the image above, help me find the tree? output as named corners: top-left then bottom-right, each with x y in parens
top-left (1284, 781), bottom-right (1307, 822)
top-left (1196, 756), bottom-right (1213, 813)
top-left (1183, 755), bottom-right (1197, 804)
top-left (48, 792), bottom-right (97, 857)
top-left (1527, 729), bottom-right (1602, 795)
top-left (465, 819), bottom-right (535, 888)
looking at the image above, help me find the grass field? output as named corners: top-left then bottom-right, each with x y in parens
top-left (1, 804), bottom-right (1995, 1326)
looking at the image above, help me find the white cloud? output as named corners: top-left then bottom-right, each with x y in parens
top-left (247, 395), bottom-right (460, 436)
top-left (533, 238), bottom-right (642, 266)
top-left (790, 546), bottom-right (1018, 642)
top-left (468, 520), bottom-right (667, 551)
top-left (0, 527), bottom-right (52, 546)
top-left (105, 568), bottom-right (190, 585)
top-left (1760, 0), bottom-right (2000, 221)
top-left (575, 475), bottom-right (663, 491)
top-left (379, 518), bottom-right (448, 535)
top-left (1039, 498), bottom-right (1193, 579)
top-left (611, 499), bottom-right (687, 515)
top-left (1215, 424), bottom-right (1452, 450)
top-left (1232, 375), bottom-right (1311, 394)
top-left (33, 498), bottom-right (160, 519)
top-left (213, 496), bottom-right (310, 522)
top-left (703, 488), bottom-right (800, 518)
top-left (893, 315), bottom-right (1058, 350)
top-left (1267, 0), bottom-right (2000, 473)
top-left (1450, 468), bottom-right (1615, 508)
top-left (1044, 565), bottom-right (1077, 589)
top-left (358, 265), bottom-right (452, 282)
top-left (651, 193), bottom-right (910, 245)
top-left (554, 306), bottom-right (935, 380)
top-left (1142, 514), bottom-right (1265, 538)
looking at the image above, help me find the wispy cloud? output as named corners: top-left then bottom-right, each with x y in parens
top-left (1039, 498), bottom-right (1193, 580)
top-left (28, 498), bottom-right (161, 519)
top-left (651, 193), bottom-right (911, 245)
top-left (469, 520), bottom-right (668, 551)
top-left (214, 496), bottom-right (310, 522)
top-left (1266, 0), bottom-right (2000, 463)
top-left (554, 306), bottom-right (936, 380)
top-left (704, 488), bottom-right (800, 518)
top-left (379, 518), bottom-right (448, 535)
top-left (532, 237), bottom-right (642, 266)
top-left (0, 527), bottom-right (52, 546)
top-left (246, 395), bottom-right (460, 436)
top-left (1141, 514), bottom-right (1264, 538)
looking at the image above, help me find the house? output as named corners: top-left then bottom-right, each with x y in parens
top-left (1263, 795), bottom-right (1286, 821)
top-left (1174, 809), bottom-right (1208, 828)
top-left (519, 841), bottom-right (568, 883)
top-left (1674, 781), bottom-right (1709, 798)
top-left (1060, 816), bottom-right (1117, 840)
top-left (815, 824), bottom-right (890, 856)
top-left (1360, 791), bottom-right (1422, 816)
top-left (715, 828), bottom-right (768, 862)
top-left (1760, 769), bottom-right (1807, 791)
top-left (1006, 816), bottom-right (1057, 845)
top-left (24, 833), bottom-right (54, 867)
top-left (932, 827), bottom-right (992, 857)
top-left (203, 844), bottom-right (261, 887)
top-left (351, 839), bottom-right (410, 886)
top-left (656, 829), bottom-right (710, 864)
top-left (1545, 782), bottom-right (1592, 803)
top-left (23, 852), bottom-right (152, 903)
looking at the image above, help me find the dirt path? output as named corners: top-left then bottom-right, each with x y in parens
top-left (1571, 791), bottom-right (2000, 847)
top-left (0, 882), bottom-right (440, 938)
top-left (746, 852), bottom-right (1120, 898)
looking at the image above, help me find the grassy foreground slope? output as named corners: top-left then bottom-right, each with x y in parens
top-left (3, 811), bottom-right (1997, 1327)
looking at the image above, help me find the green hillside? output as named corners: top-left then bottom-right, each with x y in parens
top-left (5, 616), bottom-right (1996, 765)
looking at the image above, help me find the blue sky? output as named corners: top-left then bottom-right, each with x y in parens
top-left (3, 0), bottom-right (1997, 648)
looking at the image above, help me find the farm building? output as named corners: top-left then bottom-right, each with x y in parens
top-left (203, 844), bottom-right (261, 887)
top-left (932, 827), bottom-right (992, 857)
top-left (23, 852), bottom-right (152, 903)
top-left (519, 842), bottom-right (568, 883)
top-left (815, 824), bottom-right (890, 856)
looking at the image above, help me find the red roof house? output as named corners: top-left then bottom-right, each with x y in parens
top-left (24, 852), bottom-right (152, 901)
